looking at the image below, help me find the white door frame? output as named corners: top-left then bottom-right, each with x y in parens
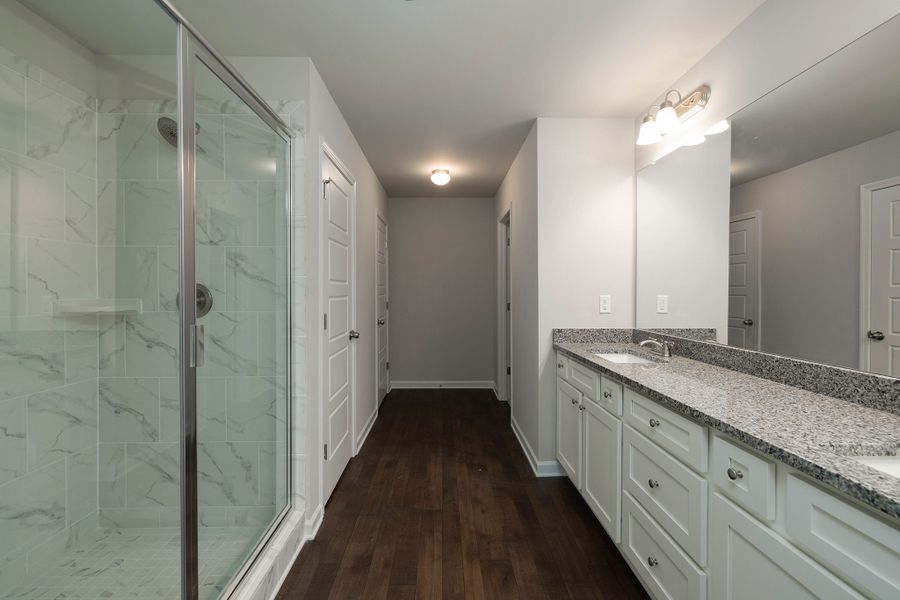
top-left (858, 175), bottom-right (900, 370)
top-left (729, 211), bottom-right (762, 350)
top-left (318, 139), bottom-right (359, 508)
top-left (376, 212), bottom-right (389, 402)
top-left (497, 210), bottom-right (511, 403)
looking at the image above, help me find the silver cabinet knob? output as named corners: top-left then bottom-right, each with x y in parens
top-left (868, 330), bottom-right (885, 341)
top-left (579, 405), bottom-right (586, 411)
top-left (377, 318), bottom-right (385, 326)
top-left (727, 467), bottom-right (744, 481)
top-left (558, 363), bottom-right (564, 368)
top-left (648, 479), bottom-right (659, 489)
top-left (647, 556), bottom-right (659, 567)
top-left (603, 390), bottom-right (612, 399)
top-left (348, 330), bottom-right (360, 340)
top-left (648, 418), bottom-right (660, 428)
top-left (571, 398), bottom-right (578, 405)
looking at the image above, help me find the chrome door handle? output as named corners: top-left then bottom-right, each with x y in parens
top-left (349, 330), bottom-right (360, 340)
top-left (377, 319), bottom-right (385, 326)
top-left (727, 467), bottom-right (744, 481)
top-left (868, 330), bottom-right (885, 341)
top-left (743, 319), bottom-right (753, 326)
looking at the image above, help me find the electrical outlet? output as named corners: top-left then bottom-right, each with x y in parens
top-left (656, 295), bottom-right (669, 314)
top-left (599, 295), bottom-right (611, 314)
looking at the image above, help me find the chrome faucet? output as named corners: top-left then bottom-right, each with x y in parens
top-left (639, 338), bottom-right (674, 360)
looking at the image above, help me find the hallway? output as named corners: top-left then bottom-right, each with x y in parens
top-left (277, 390), bottom-right (647, 599)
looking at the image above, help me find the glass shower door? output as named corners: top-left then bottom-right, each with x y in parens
top-left (185, 38), bottom-right (291, 600)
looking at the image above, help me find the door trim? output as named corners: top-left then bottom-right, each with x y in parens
top-left (859, 176), bottom-right (900, 370)
top-left (318, 140), bottom-right (359, 507)
top-left (497, 210), bottom-right (511, 403)
top-left (729, 211), bottom-right (762, 350)
top-left (375, 213), bottom-right (389, 404)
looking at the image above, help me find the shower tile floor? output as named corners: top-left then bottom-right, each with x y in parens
top-left (6, 527), bottom-right (258, 600)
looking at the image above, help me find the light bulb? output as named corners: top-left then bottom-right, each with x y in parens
top-left (655, 101), bottom-right (679, 134)
top-left (636, 115), bottom-right (661, 146)
top-left (430, 169), bottom-right (451, 186)
top-left (682, 131), bottom-right (706, 146)
top-left (705, 120), bottom-right (730, 135)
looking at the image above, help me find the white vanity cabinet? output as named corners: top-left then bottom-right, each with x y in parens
top-left (556, 378), bottom-right (583, 487)
top-left (583, 395), bottom-right (622, 541)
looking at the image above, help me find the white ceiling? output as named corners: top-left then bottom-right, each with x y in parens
top-left (730, 15), bottom-right (900, 186)
top-left (23, 0), bottom-right (765, 197)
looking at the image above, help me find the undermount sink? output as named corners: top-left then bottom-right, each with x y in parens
top-left (594, 352), bottom-right (654, 364)
top-left (851, 456), bottom-right (900, 479)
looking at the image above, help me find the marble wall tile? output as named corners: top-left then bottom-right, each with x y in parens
top-left (226, 246), bottom-right (277, 311)
top-left (123, 180), bottom-right (178, 246)
top-left (0, 315), bottom-right (65, 400)
top-left (198, 441), bottom-right (259, 506)
top-left (0, 459), bottom-right (65, 554)
top-left (158, 377), bottom-right (227, 443)
top-left (66, 445), bottom-right (97, 525)
top-left (0, 234), bottom-right (26, 315)
top-left (0, 397), bottom-right (26, 485)
top-left (98, 443), bottom-right (126, 508)
top-left (0, 150), bottom-right (65, 240)
top-left (97, 113), bottom-right (158, 180)
top-left (98, 508), bottom-right (159, 528)
top-left (158, 245), bottom-right (226, 312)
top-left (26, 238), bottom-right (96, 314)
top-left (26, 512), bottom-right (98, 569)
top-left (126, 443), bottom-right (180, 507)
top-left (124, 312), bottom-right (180, 377)
top-left (36, 70), bottom-right (96, 112)
top-left (98, 315), bottom-right (126, 377)
top-left (258, 180), bottom-right (287, 247)
top-left (203, 312), bottom-right (259, 376)
top-left (227, 506), bottom-right (275, 528)
top-left (258, 311), bottom-right (278, 377)
top-left (98, 246), bottom-right (159, 311)
top-left (100, 378), bottom-right (160, 443)
top-left (25, 79), bottom-right (96, 176)
top-left (96, 98), bottom-right (177, 115)
top-left (227, 377), bottom-right (278, 442)
top-left (224, 115), bottom-right (281, 181)
top-left (0, 65), bottom-right (25, 154)
top-left (196, 180), bottom-right (258, 246)
top-left (96, 179), bottom-right (124, 246)
top-left (158, 114), bottom-right (225, 181)
top-left (64, 172), bottom-right (96, 245)
top-left (64, 315), bottom-right (99, 384)
top-left (26, 380), bottom-right (97, 469)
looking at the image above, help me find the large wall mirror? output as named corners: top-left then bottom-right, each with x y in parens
top-left (635, 15), bottom-right (900, 377)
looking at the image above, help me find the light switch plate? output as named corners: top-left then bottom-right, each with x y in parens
top-left (599, 295), bottom-right (611, 314)
top-left (656, 295), bottom-right (669, 314)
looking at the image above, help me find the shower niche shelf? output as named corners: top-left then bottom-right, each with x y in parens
top-left (50, 298), bottom-right (143, 317)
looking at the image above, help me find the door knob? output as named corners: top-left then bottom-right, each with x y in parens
top-left (349, 330), bottom-right (360, 340)
top-left (743, 319), bottom-right (753, 326)
top-left (377, 318), bottom-right (385, 326)
top-left (868, 330), bottom-right (885, 341)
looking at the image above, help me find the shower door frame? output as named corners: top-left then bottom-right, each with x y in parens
top-left (156, 1), bottom-right (297, 599)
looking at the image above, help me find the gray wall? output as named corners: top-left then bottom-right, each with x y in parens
top-left (731, 128), bottom-right (900, 368)
top-left (388, 197), bottom-right (497, 384)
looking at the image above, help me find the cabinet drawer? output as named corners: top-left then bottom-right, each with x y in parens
top-left (598, 375), bottom-right (623, 416)
top-left (556, 353), bottom-right (569, 381)
top-left (711, 435), bottom-right (776, 522)
top-left (624, 389), bottom-right (708, 473)
top-left (568, 359), bottom-right (601, 403)
top-left (624, 425), bottom-right (708, 565)
top-left (622, 492), bottom-right (706, 600)
top-left (711, 493), bottom-right (863, 600)
top-left (785, 475), bottom-right (900, 599)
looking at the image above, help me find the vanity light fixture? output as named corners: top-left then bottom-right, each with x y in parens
top-left (682, 131), bottom-right (707, 146)
top-left (430, 169), bottom-right (451, 186)
top-left (705, 119), bottom-right (730, 135)
top-left (636, 84), bottom-right (711, 145)
top-left (636, 115), bottom-right (662, 146)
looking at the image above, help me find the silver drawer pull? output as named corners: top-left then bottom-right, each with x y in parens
top-left (648, 479), bottom-right (659, 489)
top-left (647, 556), bottom-right (659, 567)
top-left (571, 398), bottom-right (578, 405)
top-left (603, 390), bottom-right (612, 398)
top-left (558, 362), bottom-right (564, 368)
top-left (648, 418), bottom-right (660, 428)
top-left (727, 467), bottom-right (744, 481)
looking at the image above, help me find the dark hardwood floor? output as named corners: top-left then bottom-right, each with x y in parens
top-left (277, 388), bottom-right (648, 599)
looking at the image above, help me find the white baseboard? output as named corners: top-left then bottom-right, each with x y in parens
top-left (304, 503), bottom-right (323, 539)
top-left (356, 408), bottom-right (378, 453)
top-left (389, 380), bottom-right (496, 389)
top-left (510, 417), bottom-right (564, 478)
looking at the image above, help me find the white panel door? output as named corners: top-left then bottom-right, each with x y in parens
top-left (582, 398), bottom-right (622, 542)
top-left (376, 214), bottom-right (389, 404)
top-left (867, 184), bottom-right (900, 376)
top-left (728, 214), bottom-right (759, 349)
top-left (323, 156), bottom-right (355, 502)
top-left (556, 378), bottom-right (582, 488)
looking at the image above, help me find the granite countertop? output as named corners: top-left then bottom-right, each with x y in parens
top-left (554, 341), bottom-right (900, 521)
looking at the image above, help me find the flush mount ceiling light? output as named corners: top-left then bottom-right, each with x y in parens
top-left (430, 169), bottom-right (451, 186)
top-left (636, 84), bottom-right (711, 146)
top-left (705, 119), bottom-right (730, 135)
top-left (636, 115), bottom-right (661, 146)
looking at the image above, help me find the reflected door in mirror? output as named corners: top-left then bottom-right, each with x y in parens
top-left (728, 214), bottom-right (759, 350)
top-left (867, 183), bottom-right (900, 377)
